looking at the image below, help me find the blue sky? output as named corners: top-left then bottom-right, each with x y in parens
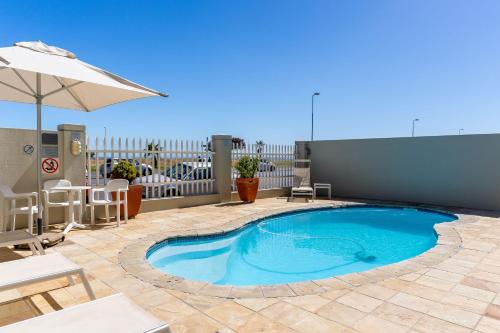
top-left (1, 0), bottom-right (500, 144)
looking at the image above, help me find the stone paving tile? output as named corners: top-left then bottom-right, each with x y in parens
top-left (234, 298), bottom-right (279, 312)
top-left (427, 303), bottom-right (481, 328)
top-left (259, 302), bottom-right (310, 327)
top-left (204, 301), bottom-right (255, 331)
top-left (352, 314), bottom-right (409, 333)
top-left (355, 283), bottom-right (398, 301)
top-left (389, 292), bottom-right (439, 313)
top-left (290, 312), bottom-right (346, 333)
top-left (402, 282), bottom-right (447, 302)
top-left (452, 283), bottom-right (496, 303)
top-left (411, 314), bottom-right (471, 333)
top-left (2, 198), bottom-right (500, 333)
top-left (441, 293), bottom-right (489, 314)
top-left (281, 294), bottom-right (331, 312)
top-left (336, 291), bottom-right (384, 313)
top-left (371, 302), bottom-right (423, 328)
top-left (476, 316), bottom-right (500, 333)
top-left (316, 300), bottom-right (366, 326)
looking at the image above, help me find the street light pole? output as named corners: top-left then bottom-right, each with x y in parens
top-left (311, 92), bottom-right (320, 141)
top-left (104, 126), bottom-right (107, 138)
top-left (412, 118), bottom-right (420, 137)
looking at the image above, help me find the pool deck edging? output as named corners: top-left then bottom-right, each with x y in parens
top-left (118, 202), bottom-right (464, 299)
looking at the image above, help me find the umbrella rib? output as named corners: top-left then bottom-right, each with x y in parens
top-left (0, 80), bottom-right (35, 98)
top-left (11, 68), bottom-right (36, 95)
top-left (52, 76), bottom-right (89, 111)
top-left (42, 80), bottom-right (83, 99)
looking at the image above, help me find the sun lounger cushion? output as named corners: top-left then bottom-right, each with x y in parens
top-left (0, 252), bottom-right (81, 289)
top-left (0, 293), bottom-right (170, 333)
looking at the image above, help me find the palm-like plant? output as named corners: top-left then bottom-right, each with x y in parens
top-left (144, 142), bottom-right (162, 168)
top-left (255, 140), bottom-right (265, 154)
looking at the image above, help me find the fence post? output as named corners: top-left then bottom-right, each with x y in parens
top-left (295, 140), bottom-right (309, 160)
top-left (212, 134), bottom-right (232, 202)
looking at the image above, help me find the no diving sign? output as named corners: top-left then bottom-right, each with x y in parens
top-left (41, 157), bottom-right (59, 175)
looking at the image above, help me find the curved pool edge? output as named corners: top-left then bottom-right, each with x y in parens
top-left (118, 202), bottom-right (464, 299)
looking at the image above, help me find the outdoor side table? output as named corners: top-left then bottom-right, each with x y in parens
top-left (313, 183), bottom-right (332, 200)
top-left (50, 186), bottom-right (91, 234)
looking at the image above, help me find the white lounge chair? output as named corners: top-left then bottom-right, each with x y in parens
top-left (0, 252), bottom-right (95, 300)
top-left (0, 230), bottom-right (45, 255)
top-left (43, 179), bottom-right (83, 230)
top-left (0, 185), bottom-right (39, 234)
top-left (291, 159), bottom-right (314, 199)
top-left (0, 293), bottom-right (170, 333)
top-left (89, 179), bottom-right (129, 227)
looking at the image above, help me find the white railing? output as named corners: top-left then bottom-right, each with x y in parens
top-left (86, 137), bottom-right (214, 199)
top-left (231, 142), bottom-right (295, 190)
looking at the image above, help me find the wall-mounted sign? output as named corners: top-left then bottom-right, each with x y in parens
top-left (23, 144), bottom-right (34, 155)
top-left (41, 157), bottom-right (59, 175)
top-left (41, 132), bottom-right (59, 157)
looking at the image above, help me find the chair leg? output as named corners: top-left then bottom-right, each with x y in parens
top-left (67, 275), bottom-right (75, 286)
top-left (116, 201), bottom-right (121, 227)
top-left (78, 270), bottom-right (96, 300)
top-left (33, 238), bottom-right (45, 255)
top-left (11, 214), bottom-right (16, 231)
top-left (27, 242), bottom-right (37, 255)
top-left (28, 210), bottom-right (34, 234)
top-left (78, 203), bottom-right (83, 225)
top-left (44, 205), bottom-right (49, 231)
top-left (124, 193), bottom-right (128, 224)
top-left (90, 205), bottom-right (95, 226)
top-left (105, 205), bottom-right (110, 224)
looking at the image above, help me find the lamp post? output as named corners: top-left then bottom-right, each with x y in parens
top-left (311, 92), bottom-right (320, 141)
top-left (104, 126), bottom-right (107, 138)
top-left (412, 118), bottom-right (419, 137)
top-left (459, 128), bottom-right (464, 135)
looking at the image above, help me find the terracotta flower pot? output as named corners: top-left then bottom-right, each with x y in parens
top-left (236, 178), bottom-right (259, 202)
top-left (112, 184), bottom-right (143, 218)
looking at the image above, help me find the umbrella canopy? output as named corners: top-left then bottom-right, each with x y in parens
top-left (0, 41), bottom-right (167, 234)
top-left (0, 41), bottom-right (167, 110)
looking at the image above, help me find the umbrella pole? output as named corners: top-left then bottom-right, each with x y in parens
top-left (36, 73), bottom-right (43, 236)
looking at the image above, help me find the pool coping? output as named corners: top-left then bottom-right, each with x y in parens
top-left (118, 202), bottom-right (466, 298)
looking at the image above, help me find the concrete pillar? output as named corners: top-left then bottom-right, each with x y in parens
top-left (212, 134), bottom-right (232, 202)
top-left (57, 124), bottom-right (86, 186)
top-left (295, 140), bottom-right (310, 160)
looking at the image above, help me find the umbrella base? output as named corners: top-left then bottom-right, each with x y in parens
top-left (14, 232), bottom-right (65, 250)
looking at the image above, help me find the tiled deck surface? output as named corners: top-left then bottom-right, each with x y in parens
top-left (2, 198), bottom-right (500, 332)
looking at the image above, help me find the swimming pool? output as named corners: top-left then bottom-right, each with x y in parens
top-left (146, 206), bottom-right (456, 286)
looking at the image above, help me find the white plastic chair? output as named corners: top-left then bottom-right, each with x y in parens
top-left (43, 179), bottom-right (82, 230)
top-left (0, 185), bottom-right (39, 234)
top-left (89, 179), bottom-right (129, 227)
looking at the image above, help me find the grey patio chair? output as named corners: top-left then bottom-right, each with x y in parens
top-left (291, 159), bottom-right (313, 199)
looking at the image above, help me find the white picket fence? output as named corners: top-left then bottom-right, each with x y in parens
top-left (231, 142), bottom-right (295, 190)
top-left (86, 137), bottom-right (214, 199)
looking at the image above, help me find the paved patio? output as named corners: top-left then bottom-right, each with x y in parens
top-left (2, 198), bottom-right (500, 333)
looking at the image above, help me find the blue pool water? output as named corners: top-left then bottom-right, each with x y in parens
top-left (147, 206), bottom-right (456, 286)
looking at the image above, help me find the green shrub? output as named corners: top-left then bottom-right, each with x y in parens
top-left (235, 155), bottom-right (259, 178)
top-left (111, 160), bottom-right (139, 184)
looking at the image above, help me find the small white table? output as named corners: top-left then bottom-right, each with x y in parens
top-left (50, 186), bottom-right (91, 234)
top-left (313, 183), bottom-right (332, 200)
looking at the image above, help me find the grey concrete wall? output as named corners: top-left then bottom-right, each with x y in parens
top-left (305, 134), bottom-right (500, 211)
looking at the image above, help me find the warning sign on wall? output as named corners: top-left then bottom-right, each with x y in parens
top-left (41, 157), bottom-right (59, 175)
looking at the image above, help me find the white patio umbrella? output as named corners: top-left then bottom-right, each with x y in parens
top-left (0, 41), bottom-right (167, 234)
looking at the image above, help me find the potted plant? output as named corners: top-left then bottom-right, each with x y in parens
top-left (235, 155), bottom-right (260, 202)
top-left (110, 160), bottom-right (142, 218)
